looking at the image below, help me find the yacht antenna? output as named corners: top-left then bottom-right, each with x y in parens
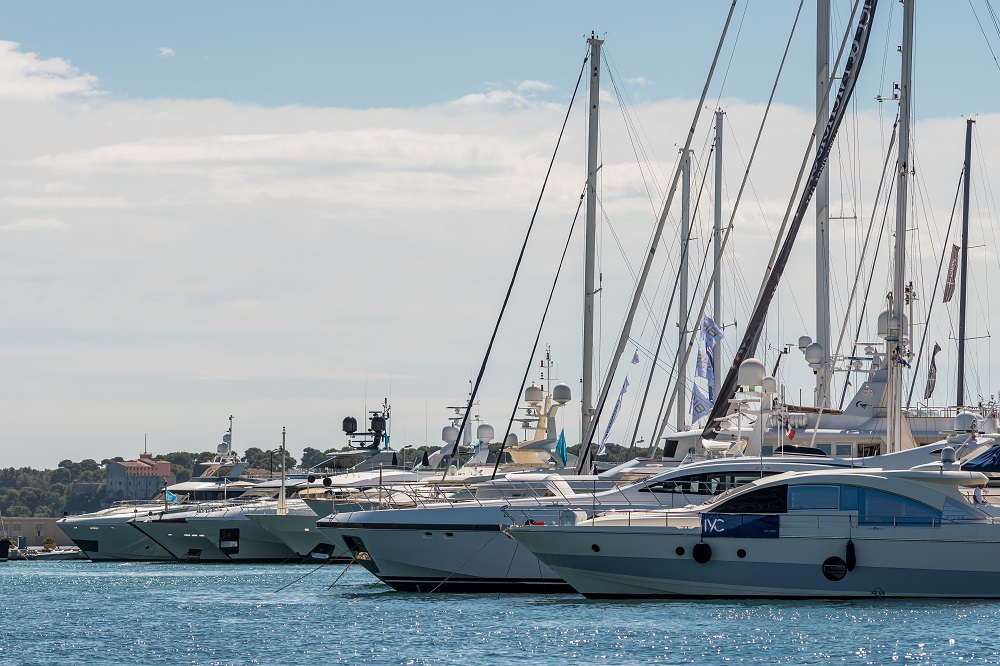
top-left (277, 427), bottom-right (287, 516)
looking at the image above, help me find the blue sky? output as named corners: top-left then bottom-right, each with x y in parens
top-left (2, 1), bottom-right (1000, 468)
top-left (7, 2), bottom-right (998, 114)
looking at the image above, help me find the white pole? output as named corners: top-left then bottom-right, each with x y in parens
top-left (816, 0), bottom-right (831, 407)
top-left (582, 33), bottom-right (602, 467)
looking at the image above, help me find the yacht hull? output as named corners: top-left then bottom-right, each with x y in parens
top-left (247, 513), bottom-right (348, 561)
top-left (320, 506), bottom-right (570, 592)
top-left (513, 524), bottom-right (1000, 598)
top-left (58, 511), bottom-right (176, 562)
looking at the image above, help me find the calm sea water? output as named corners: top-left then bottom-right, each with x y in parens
top-left (5, 561), bottom-right (1000, 664)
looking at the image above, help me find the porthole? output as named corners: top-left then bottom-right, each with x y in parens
top-left (591, 544), bottom-right (601, 552)
top-left (737, 549), bottom-right (747, 559)
top-left (822, 556), bottom-right (848, 581)
top-left (675, 546), bottom-right (685, 556)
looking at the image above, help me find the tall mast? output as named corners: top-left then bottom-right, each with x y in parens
top-left (958, 117), bottom-right (973, 406)
top-left (714, 110), bottom-right (724, 399)
top-left (277, 426), bottom-right (287, 516)
top-left (815, 0), bottom-right (831, 407)
top-left (888, 0), bottom-right (914, 453)
top-left (582, 33), bottom-right (602, 459)
top-left (677, 149), bottom-right (691, 431)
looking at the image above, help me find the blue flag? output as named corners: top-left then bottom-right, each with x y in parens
top-left (165, 489), bottom-right (179, 504)
top-left (556, 428), bottom-right (568, 466)
top-left (599, 377), bottom-right (629, 456)
top-left (690, 383), bottom-right (712, 423)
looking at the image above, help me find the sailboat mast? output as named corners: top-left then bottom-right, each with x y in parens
top-left (815, 0), bottom-right (831, 407)
top-left (958, 117), bottom-right (973, 407)
top-left (677, 149), bottom-right (691, 431)
top-left (582, 33), bottom-right (602, 461)
top-left (888, 0), bottom-right (915, 453)
top-left (714, 110), bottom-right (724, 400)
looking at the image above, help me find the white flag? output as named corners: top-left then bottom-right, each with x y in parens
top-left (695, 343), bottom-right (709, 379)
top-left (690, 383), bottom-right (712, 423)
top-left (701, 314), bottom-right (724, 351)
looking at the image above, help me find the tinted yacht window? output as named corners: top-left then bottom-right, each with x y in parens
top-left (709, 484), bottom-right (788, 514)
top-left (858, 488), bottom-right (941, 525)
top-left (788, 485), bottom-right (840, 510)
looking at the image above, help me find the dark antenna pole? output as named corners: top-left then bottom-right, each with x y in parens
top-left (958, 118), bottom-right (973, 407)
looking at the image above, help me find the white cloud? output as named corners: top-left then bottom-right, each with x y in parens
top-left (517, 79), bottom-right (553, 92)
top-left (158, 47), bottom-right (175, 58)
top-left (0, 41), bottom-right (987, 468)
top-left (0, 216), bottom-right (70, 231)
top-left (625, 76), bottom-right (650, 86)
top-left (0, 40), bottom-right (99, 100)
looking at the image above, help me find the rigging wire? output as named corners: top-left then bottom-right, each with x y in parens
top-left (443, 51), bottom-right (589, 479)
top-left (490, 184), bottom-right (586, 479)
top-left (576, 0), bottom-right (740, 472)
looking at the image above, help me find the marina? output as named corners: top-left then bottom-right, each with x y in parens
top-left (10, 1), bottom-right (1000, 661)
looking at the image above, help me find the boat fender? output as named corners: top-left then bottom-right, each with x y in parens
top-left (692, 542), bottom-right (712, 564)
top-left (308, 475), bottom-right (316, 483)
top-left (323, 476), bottom-right (332, 487)
top-left (846, 539), bottom-right (857, 572)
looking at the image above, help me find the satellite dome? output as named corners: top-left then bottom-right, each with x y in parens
top-left (524, 385), bottom-right (543, 404)
top-left (954, 412), bottom-right (978, 433)
top-left (442, 425), bottom-right (459, 445)
top-left (804, 342), bottom-right (824, 366)
top-left (737, 358), bottom-right (766, 388)
top-left (552, 383), bottom-right (572, 404)
top-left (476, 423), bottom-right (495, 442)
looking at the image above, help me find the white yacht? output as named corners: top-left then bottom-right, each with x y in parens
top-left (57, 445), bottom-right (259, 562)
top-left (318, 424), bottom-right (989, 593)
top-left (510, 448), bottom-right (1000, 598)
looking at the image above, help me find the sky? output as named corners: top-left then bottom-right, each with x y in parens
top-left (3, 1), bottom-right (1000, 468)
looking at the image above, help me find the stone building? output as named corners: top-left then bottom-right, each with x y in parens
top-left (105, 452), bottom-right (176, 501)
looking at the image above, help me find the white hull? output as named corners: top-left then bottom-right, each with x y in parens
top-left (320, 504), bottom-right (571, 592)
top-left (514, 521), bottom-right (1000, 597)
top-left (246, 513), bottom-right (347, 561)
top-left (130, 518), bottom-right (232, 562)
top-left (58, 506), bottom-right (176, 562)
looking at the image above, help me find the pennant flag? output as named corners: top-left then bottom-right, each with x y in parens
top-left (165, 489), bottom-right (179, 504)
top-left (924, 342), bottom-right (942, 400)
top-left (706, 344), bottom-right (717, 403)
top-left (898, 357), bottom-right (911, 369)
top-left (556, 428), bottom-right (568, 466)
top-left (943, 244), bottom-right (960, 303)
top-left (689, 383), bottom-right (712, 423)
top-left (599, 378), bottom-right (629, 455)
top-left (632, 350), bottom-right (640, 364)
top-left (701, 314), bottom-right (724, 351)
top-left (695, 344), bottom-right (709, 379)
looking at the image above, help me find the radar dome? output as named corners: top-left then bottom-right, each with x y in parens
top-left (954, 412), bottom-right (978, 433)
top-left (737, 358), bottom-right (766, 388)
top-left (877, 310), bottom-right (908, 339)
top-left (505, 433), bottom-right (519, 448)
top-left (798, 335), bottom-right (813, 351)
top-left (804, 342), bottom-right (824, 367)
top-left (524, 385), bottom-right (543, 404)
top-left (941, 446), bottom-right (958, 464)
top-left (476, 423), bottom-right (495, 442)
top-left (552, 383), bottom-right (572, 404)
top-left (762, 375), bottom-right (777, 394)
top-left (442, 425), bottom-right (459, 445)
top-left (217, 443), bottom-right (229, 454)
